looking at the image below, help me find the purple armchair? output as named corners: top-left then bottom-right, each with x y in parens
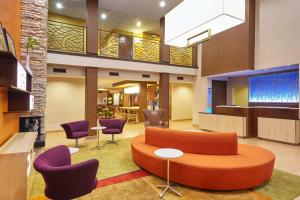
top-left (61, 120), bottom-right (89, 147)
top-left (99, 118), bottom-right (126, 145)
top-left (33, 145), bottom-right (99, 200)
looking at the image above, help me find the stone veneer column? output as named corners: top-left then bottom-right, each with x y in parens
top-left (20, 0), bottom-right (48, 135)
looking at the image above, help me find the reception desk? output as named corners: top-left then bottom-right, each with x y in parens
top-left (199, 106), bottom-right (300, 144)
top-left (199, 106), bottom-right (252, 137)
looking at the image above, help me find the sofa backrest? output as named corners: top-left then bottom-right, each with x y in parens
top-left (145, 127), bottom-right (238, 155)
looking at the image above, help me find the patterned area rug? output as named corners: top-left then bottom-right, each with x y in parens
top-left (29, 138), bottom-right (300, 200)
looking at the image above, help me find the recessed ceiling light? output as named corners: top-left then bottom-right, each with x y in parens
top-left (55, 2), bottom-right (63, 9)
top-left (159, 0), bottom-right (166, 8)
top-left (136, 21), bottom-right (141, 27)
top-left (101, 13), bottom-right (107, 20)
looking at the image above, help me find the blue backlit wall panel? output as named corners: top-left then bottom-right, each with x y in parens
top-left (249, 71), bottom-right (299, 103)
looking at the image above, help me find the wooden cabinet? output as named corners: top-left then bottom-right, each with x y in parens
top-left (0, 132), bottom-right (37, 200)
top-left (217, 115), bottom-right (246, 137)
top-left (258, 117), bottom-right (300, 144)
top-left (198, 113), bottom-right (247, 137)
top-left (199, 113), bottom-right (218, 131)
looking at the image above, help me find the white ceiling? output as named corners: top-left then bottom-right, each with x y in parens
top-left (49, 0), bottom-right (183, 34)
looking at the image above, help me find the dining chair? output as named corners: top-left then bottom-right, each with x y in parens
top-left (128, 109), bottom-right (139, 123)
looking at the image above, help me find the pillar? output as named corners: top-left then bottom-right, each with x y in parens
top-left (159, 73), bottom-right (170, 126)
top-left (85, 67), bottom-right (98, 135)
top-left (159, 17), bottom-right (170, 63)
top-left (86, 0), bottom-right (99, 54)
top-left (139, 82), bottom-right (147, 122)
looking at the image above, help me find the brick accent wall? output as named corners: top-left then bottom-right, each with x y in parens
top-left (20, 0), bottom-right (48, 134)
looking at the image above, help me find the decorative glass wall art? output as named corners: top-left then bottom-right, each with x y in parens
top-left (206, 88), bottom-right (213, 113)
top-left (249, 71), bottom-right (299, 103)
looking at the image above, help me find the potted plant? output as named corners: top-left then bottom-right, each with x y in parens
top-left (25, 36), bottom-right (39, 72)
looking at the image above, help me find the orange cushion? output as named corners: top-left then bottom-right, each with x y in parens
top-left (145, 127), bottom-right (238, 155)
top-left (132, 135), bottom-right (275, 190)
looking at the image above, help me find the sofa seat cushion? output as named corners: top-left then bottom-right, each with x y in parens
top-left (132, 135), bottom-right (275, 190)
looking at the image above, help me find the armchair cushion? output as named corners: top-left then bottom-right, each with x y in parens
top-left (102, 128), bottom-right (122, 134)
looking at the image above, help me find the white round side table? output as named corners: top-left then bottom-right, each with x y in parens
top-left (68, 147), bottom-right (79, 154)
top-left (90, 126), bottom-right (106, 150)
top-left (154, 148), bottom-right (183, 198)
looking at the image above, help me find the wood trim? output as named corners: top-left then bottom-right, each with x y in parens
top-left (86, 0), bottom-right (99, 54)
top-left (159, 73), bottom-right (169, 126)
top-left (85, 67), bottom-right (98, 135)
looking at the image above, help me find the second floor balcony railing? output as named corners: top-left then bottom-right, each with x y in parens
top-left (47, 20), bottom-right (196, 67)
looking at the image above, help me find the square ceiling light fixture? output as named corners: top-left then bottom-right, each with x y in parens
top-left (165, 0), bottom-right (245, 47)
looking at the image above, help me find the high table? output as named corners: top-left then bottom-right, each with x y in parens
top-left (154, 148), bottom-right (183, 198)
top-left (90, 126), bottom-right (106, 150)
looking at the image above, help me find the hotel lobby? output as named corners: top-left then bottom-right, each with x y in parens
top-left (1, 0), bottom-right (300, 199)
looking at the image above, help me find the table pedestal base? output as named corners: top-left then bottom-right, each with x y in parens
top-left (157, 185), bottom-right (182, 198)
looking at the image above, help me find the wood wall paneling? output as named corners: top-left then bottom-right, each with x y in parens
top-left (201, 0), bottom-right (255, 76)
top-left (212, 80), bottom-right (227, 113)
top-left (86, 0), bottom-right (99, 54)
top-left (85, 67), bottom-right (98, 135)
top-left (159, 17), bottom-right (170, 63)
top-left (0, 88), bottom-right (19, 146)
top-left (159, 73), bottom-right (170, 126)
top-left (0, 0), bottom-right (21, 59)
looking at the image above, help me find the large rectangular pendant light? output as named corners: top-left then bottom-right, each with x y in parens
top-left (165, 0), bottom-right (245, 47)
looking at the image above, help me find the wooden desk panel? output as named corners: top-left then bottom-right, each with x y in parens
top-left (215, 106), bottom-right (254, 137)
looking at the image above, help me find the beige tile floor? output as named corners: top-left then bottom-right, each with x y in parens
top-left (45, 120), bottom-right (300, 176)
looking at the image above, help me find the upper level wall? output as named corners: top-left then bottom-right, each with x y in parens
top-left (47, 52), bottom-right (198, 76)
top-left (201, 0), bottom-right (255, 76)
top-left (255, 0), bottom-right (300, 69)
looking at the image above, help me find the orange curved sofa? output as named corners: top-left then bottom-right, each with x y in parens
top-left (131, 127), bottom-right (275, 190)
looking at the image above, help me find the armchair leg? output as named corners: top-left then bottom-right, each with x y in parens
top-left (75, 139), bottom-right (79, 147)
